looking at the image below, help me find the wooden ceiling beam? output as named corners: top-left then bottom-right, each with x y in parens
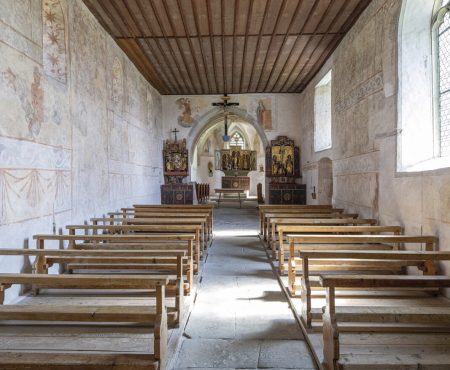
top-left (262, 0), bottom-right (304, 92)
top-left (84, 0), bottom-right (372, 95)
top-left (287, 0), bottom-right (348, 92)
top-left (246, 0), bottom-right (271, 92)
top-left (148, 0), bottom-right (192, 94)
top-left (205, 0), bottom-right (220, 93)
top-left (191, 0), bottom-right (213, 94)
top-left (116, 0), bottom-right (176, 94)
top-left (176, 0), bottom-right (207, 93)
top-left (231, 0), bottom-right (239, 93)
top-left (161, 0), bottom-right (200, 94)
top-left (277, 0), bottom-right (323, 92)
top-left (254, 0), bottom-right (288, 92)
top-left (295, 0), bottom-right (370, 92)
top-left (135, 0), bottom-right (183, 93)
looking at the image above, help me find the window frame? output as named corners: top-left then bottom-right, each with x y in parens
top-left (432, 3), bottom-right (450, 158)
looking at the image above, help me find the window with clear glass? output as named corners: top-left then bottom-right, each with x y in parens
top-left (436, 3), bottom-right (450, 157)
top-left (231, 131), bottom-right (245, 149)
top-left (314, 70), bottom-right (332, 152)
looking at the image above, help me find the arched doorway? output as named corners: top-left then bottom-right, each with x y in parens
top-left (188, 108), bottom-right (268, 198)
top-left (317, 157), bottom-right (333, 205)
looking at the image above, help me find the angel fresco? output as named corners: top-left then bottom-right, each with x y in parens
top-left (176, 97), bottom-right (194, 127)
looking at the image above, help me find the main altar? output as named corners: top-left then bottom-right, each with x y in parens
top-left (215, 146), bottom-right (257, 191)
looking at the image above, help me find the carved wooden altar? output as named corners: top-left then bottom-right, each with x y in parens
top-left (265, 136), bottom-right (305, 204)
top-left (163, 137), bottom-right (188, 184)
top-left (161, 134), bottom-right (194, 204)
top-left (218, 147), bottom-right (257, 172)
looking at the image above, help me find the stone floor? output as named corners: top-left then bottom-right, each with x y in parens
top-left (173, 206), bottom-right (317, 370)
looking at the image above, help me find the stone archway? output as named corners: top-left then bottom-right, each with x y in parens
top-left (187, 106), bottom-right (269, 166)
top-left (317, 157), bottom-right (333, 205)
top-left (187, 107), bottom-right (269, 198)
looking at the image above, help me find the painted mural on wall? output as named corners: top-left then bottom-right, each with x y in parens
top-left (173, 95), bottom-right (276, 131)
top-left (110, 57), bottom-right (124, 112)
top-left (253, 97), bottom-right (273, 130)
top-left (176, 97), bottom-right (200, 127)
top-left (1, 66), bottom-right (44, 138)
top-left (43, 0), bottom-right (67, 84)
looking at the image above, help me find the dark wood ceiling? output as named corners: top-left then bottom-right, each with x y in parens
top-left (83, 0), bottom-right (371, 95)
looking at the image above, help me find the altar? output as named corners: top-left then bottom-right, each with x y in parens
top-left (221, 176), bottom-right (250, 191)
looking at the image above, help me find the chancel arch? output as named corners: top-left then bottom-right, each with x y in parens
top-left (189, 110), bottom-right (267, 197)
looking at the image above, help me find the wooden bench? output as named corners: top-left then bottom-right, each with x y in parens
top-left (258, 205), bottom-right (343, 238)
top-left (269, 217), bottom-right (378, 251)
top-left (287, 235), bottom-right (437, 295)
top-left (274, 223), bottom-right (382, 272)
top-left (300, 249), bottom-right (450, 327)
top-left (118, 210), bottom-right (213, 241)
top-left (0, 248), bottom-right (188, 322)
top-left (319, 275), bottom-right (450, 370)
top-left (34, 233), bottom-right (197, 280)
top-left (91, 217), bottom-right (209, 249)
top-left (129, 204), bottom-right (214, 238)
top-left (0, 273), bottom-right (170, 370)
top-left (258, 204), bottom-right (335, 235)
top-left (263, 212), bottom-right (357, 241)
top-left (66, 224), bottom-right (204, 264)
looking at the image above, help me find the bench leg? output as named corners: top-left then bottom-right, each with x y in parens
top-left (287, 240), bottom-right (296, 295)
top-left (323, 287), bottom-right (339, 370)
top-left (301, 258), bottom-right (312, 327)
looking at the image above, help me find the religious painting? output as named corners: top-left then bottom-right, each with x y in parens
top-left (175, 97), bottom-right (199, 127)
top-left (265, 136), bottom-right (300, 178)
top-left (255, 97), bottom-right (273, 130)
top-left (219, 147), bottom-right (257, 172)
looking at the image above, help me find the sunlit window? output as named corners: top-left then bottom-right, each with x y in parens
top-left (435, 3), bottom-right (450, 157)
top-left (231, 131), bottom-right (245, 149)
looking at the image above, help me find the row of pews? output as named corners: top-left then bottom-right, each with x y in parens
top-left (0, 204), bottom-right (214, 370)
top-left (259, 204), bottom-right (450, 370)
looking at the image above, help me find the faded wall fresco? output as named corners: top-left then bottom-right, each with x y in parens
top-left (299, 0), bottom-right (450, 282)
top-left (0, 0), bottom-right (162, 302)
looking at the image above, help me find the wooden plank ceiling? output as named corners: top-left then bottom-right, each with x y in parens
top-left (83, 0), bottom-right (371, 95)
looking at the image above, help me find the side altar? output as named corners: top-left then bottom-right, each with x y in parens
top-left (265, 136), bottom-right (306, 204)
top-left (160, 130), bottom-right (194, 204)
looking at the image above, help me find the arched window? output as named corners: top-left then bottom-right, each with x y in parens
top-left (231, 131), bottom-right (245, 149)
top-left (397, 0), bottom-right (450, 171)
top-left (434, 1), bottom-right (450, 157)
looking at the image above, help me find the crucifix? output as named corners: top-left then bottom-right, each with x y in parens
top-left (171, 128), bottom-right (179, 142)
top-left (212, 94), bottom-right (239, 142)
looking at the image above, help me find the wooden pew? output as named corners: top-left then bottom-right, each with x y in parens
top-left (1, 247), bottom-right (188, 321)
top-left (263, 212), bottom-right (356, 241)
top-left (117, 207), bottom-right (214, 240)
top-left (274, 222), bottom-right (381, 272)
top-left (90, 217), bottom-right (209, 250)
top-left (34, 233), bottom-right (196, 282)
top-left (300, 249), bottom-right (450, 327)
top-left (0, 273), bottom-right (170, 370)
top-left (258, 204), bottom-right (334, 235)
top-left (270, 218), bottom-right (379, 256)
top-left (258, 205), bottom-right (341, 237)
top-left (319, 274), bottom-right (450, 370)
top-left (287, 235), bottom-right (437, 296)
top-left (66, 224), bottom-right (204, 264)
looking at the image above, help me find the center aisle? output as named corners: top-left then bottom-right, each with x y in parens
top-left (173, 206), bottom-right (317, 370)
